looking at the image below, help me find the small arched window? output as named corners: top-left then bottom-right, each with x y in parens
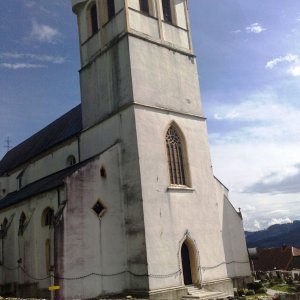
top-left (166, 125), bottom-right (187, 186)
top-left (66, 155), bottom-right (76, 166)
top-left (162, 0), bottom-right (173, 23)
top-left (18, 212), bottom-right (26, 236)
top-left (90, 3), bottom-right (98, 36)
top-left (42, 208), bottom-right (54, 227)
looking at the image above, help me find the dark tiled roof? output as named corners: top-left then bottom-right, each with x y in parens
top-left (0, 163), bottom-right (83, 210)
top-left (290, 256), bottom-right (300, 270)
top-left (0, 105), bottom-right (82, 176)
top-left (253, 247), bottom-right (300, 271)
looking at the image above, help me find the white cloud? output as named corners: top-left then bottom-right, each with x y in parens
top-left (289, 65), bottom-right (300, 77)
top-left (266, 54), bottom-right (300, 77)
top-left (29, 20), bottom-right (61, 43)
top-left (25, 1), bottom-right (36, 8)
top-left (243, 205), bottom-right (256, 213)
top-left (246, 23), bottom-right (266, 34)
top-left (0, 63), bottom-right (47, 70)
top-left (268, 218), bottom-right (292, 226)
top-left (207, 89), bottom-right (300, 230)
top-left (253, 220), bottom-right (261, 230)
top-left (211, 92), bottom-right (300, 143)
top-left (0, 52), bottom-right (65, 64)
top-left (266, 54), bottom-right (299, 69)
top-left (232, 29), bottom-right (241, 34)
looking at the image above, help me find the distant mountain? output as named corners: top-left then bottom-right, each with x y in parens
top-left (245, 221), bottom-right (300, 249)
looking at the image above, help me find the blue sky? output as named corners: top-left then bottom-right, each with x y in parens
top-left (1, 0), bottom-right (300, 231)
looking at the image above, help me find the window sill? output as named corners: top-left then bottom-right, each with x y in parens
top-left (167, 185), bottom-right (194, 192)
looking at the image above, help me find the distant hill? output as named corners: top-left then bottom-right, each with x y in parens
top-left (245, 221), bottom-right (300, 249)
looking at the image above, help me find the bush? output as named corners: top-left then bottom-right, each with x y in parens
top-left (247, 282), bottom-right (263, 292)
top-left (238, 289), bottom-right (245, 296)
top-left (246, 289), bottom-right (255, 296)
top-left (269, 278), bottom-right (285, 287)
top-left (256, 287), bottom-right (267, 294)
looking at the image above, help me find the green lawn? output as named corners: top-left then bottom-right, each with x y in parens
top-left (270, 284), bottom-right (296, 293)
top-left (246, 292), bottom-right (268, 299)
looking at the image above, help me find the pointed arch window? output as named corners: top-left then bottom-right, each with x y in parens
top-left (1, 218), bottom-right (8, 238)
top-left (18, 212), bottom-right (26, 236)
top-left (90, 3), bottom-right (98, 36)
top-left (166, 125), bottom-right (187, 186)
top-left (42, 208), bottom-right (54, 227)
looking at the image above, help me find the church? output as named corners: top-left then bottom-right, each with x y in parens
top-left (0, 0), bottom-right (251, 299)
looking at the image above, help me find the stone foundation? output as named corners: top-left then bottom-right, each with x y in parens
top-left (202, 278), bottom-right (234, 296)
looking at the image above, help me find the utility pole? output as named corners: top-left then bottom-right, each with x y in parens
top-left (4, 137), bottom-right (11, 152)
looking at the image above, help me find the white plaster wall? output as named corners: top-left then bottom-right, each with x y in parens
top-left (80, 37), bottom-right (133, 129)
top-left (129, 9), bottom-right (160, 39)
top-left (4, 139), bottom-right (78, 194)
top-left (103, 10), bottom-right (126, 45)
top-left (162, 22), bottom-right (189, 49)
top-left (60, 146), bottom-right (127, 299)
top-left (24, 140), bottom-right (79, 186)
top-left (134, 107), bottom-right (229, 290)
top-left (81, 33), bottom-right (101, 66)
top-left (0, 189), bottom-right (60, 294)
top-left (216, 185), bottom-right (251, 279)
top-left (129, 36), bottom-right (202, 116)
top-left (57, 107), bottom-right (148, 299)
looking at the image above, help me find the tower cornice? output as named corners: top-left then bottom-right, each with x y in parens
top-left (72, 0), bottom-right (86, 13)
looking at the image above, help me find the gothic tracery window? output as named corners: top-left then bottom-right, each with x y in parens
top-left (166, 126), bottom-right (187, 185)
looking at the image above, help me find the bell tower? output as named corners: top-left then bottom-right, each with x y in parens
top-left (70, 1), bottom-right (245, 299)
top-left (72, 0), bottom-right (203, 129)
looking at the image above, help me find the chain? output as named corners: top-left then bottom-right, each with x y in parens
top-left (2, 260), bottom-right (249, 281)
top-left (1, 265), bottom-right (181, 281)
top-left (20, 266), bottom-right (51, 281)
top-left (2, 264), bottom-right (19, 271)
top-left (201, 260), bottom-right (250, 271)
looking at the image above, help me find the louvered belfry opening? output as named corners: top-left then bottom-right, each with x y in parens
top-left (166, 126), bottom-right (186, 185)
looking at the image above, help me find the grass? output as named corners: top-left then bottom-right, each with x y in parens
top-left (269, 284), bottom-right (296, 293)
top-left (246, 293), bottom-right (268, 299)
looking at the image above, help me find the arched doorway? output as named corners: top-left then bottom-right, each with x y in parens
top-left (181, 242), bottom-right (192, 285)
top-left (180, 237), bottom-right (201, 286)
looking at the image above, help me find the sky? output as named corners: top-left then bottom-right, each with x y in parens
top-left (0, 0), bottom-right (300, 231)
